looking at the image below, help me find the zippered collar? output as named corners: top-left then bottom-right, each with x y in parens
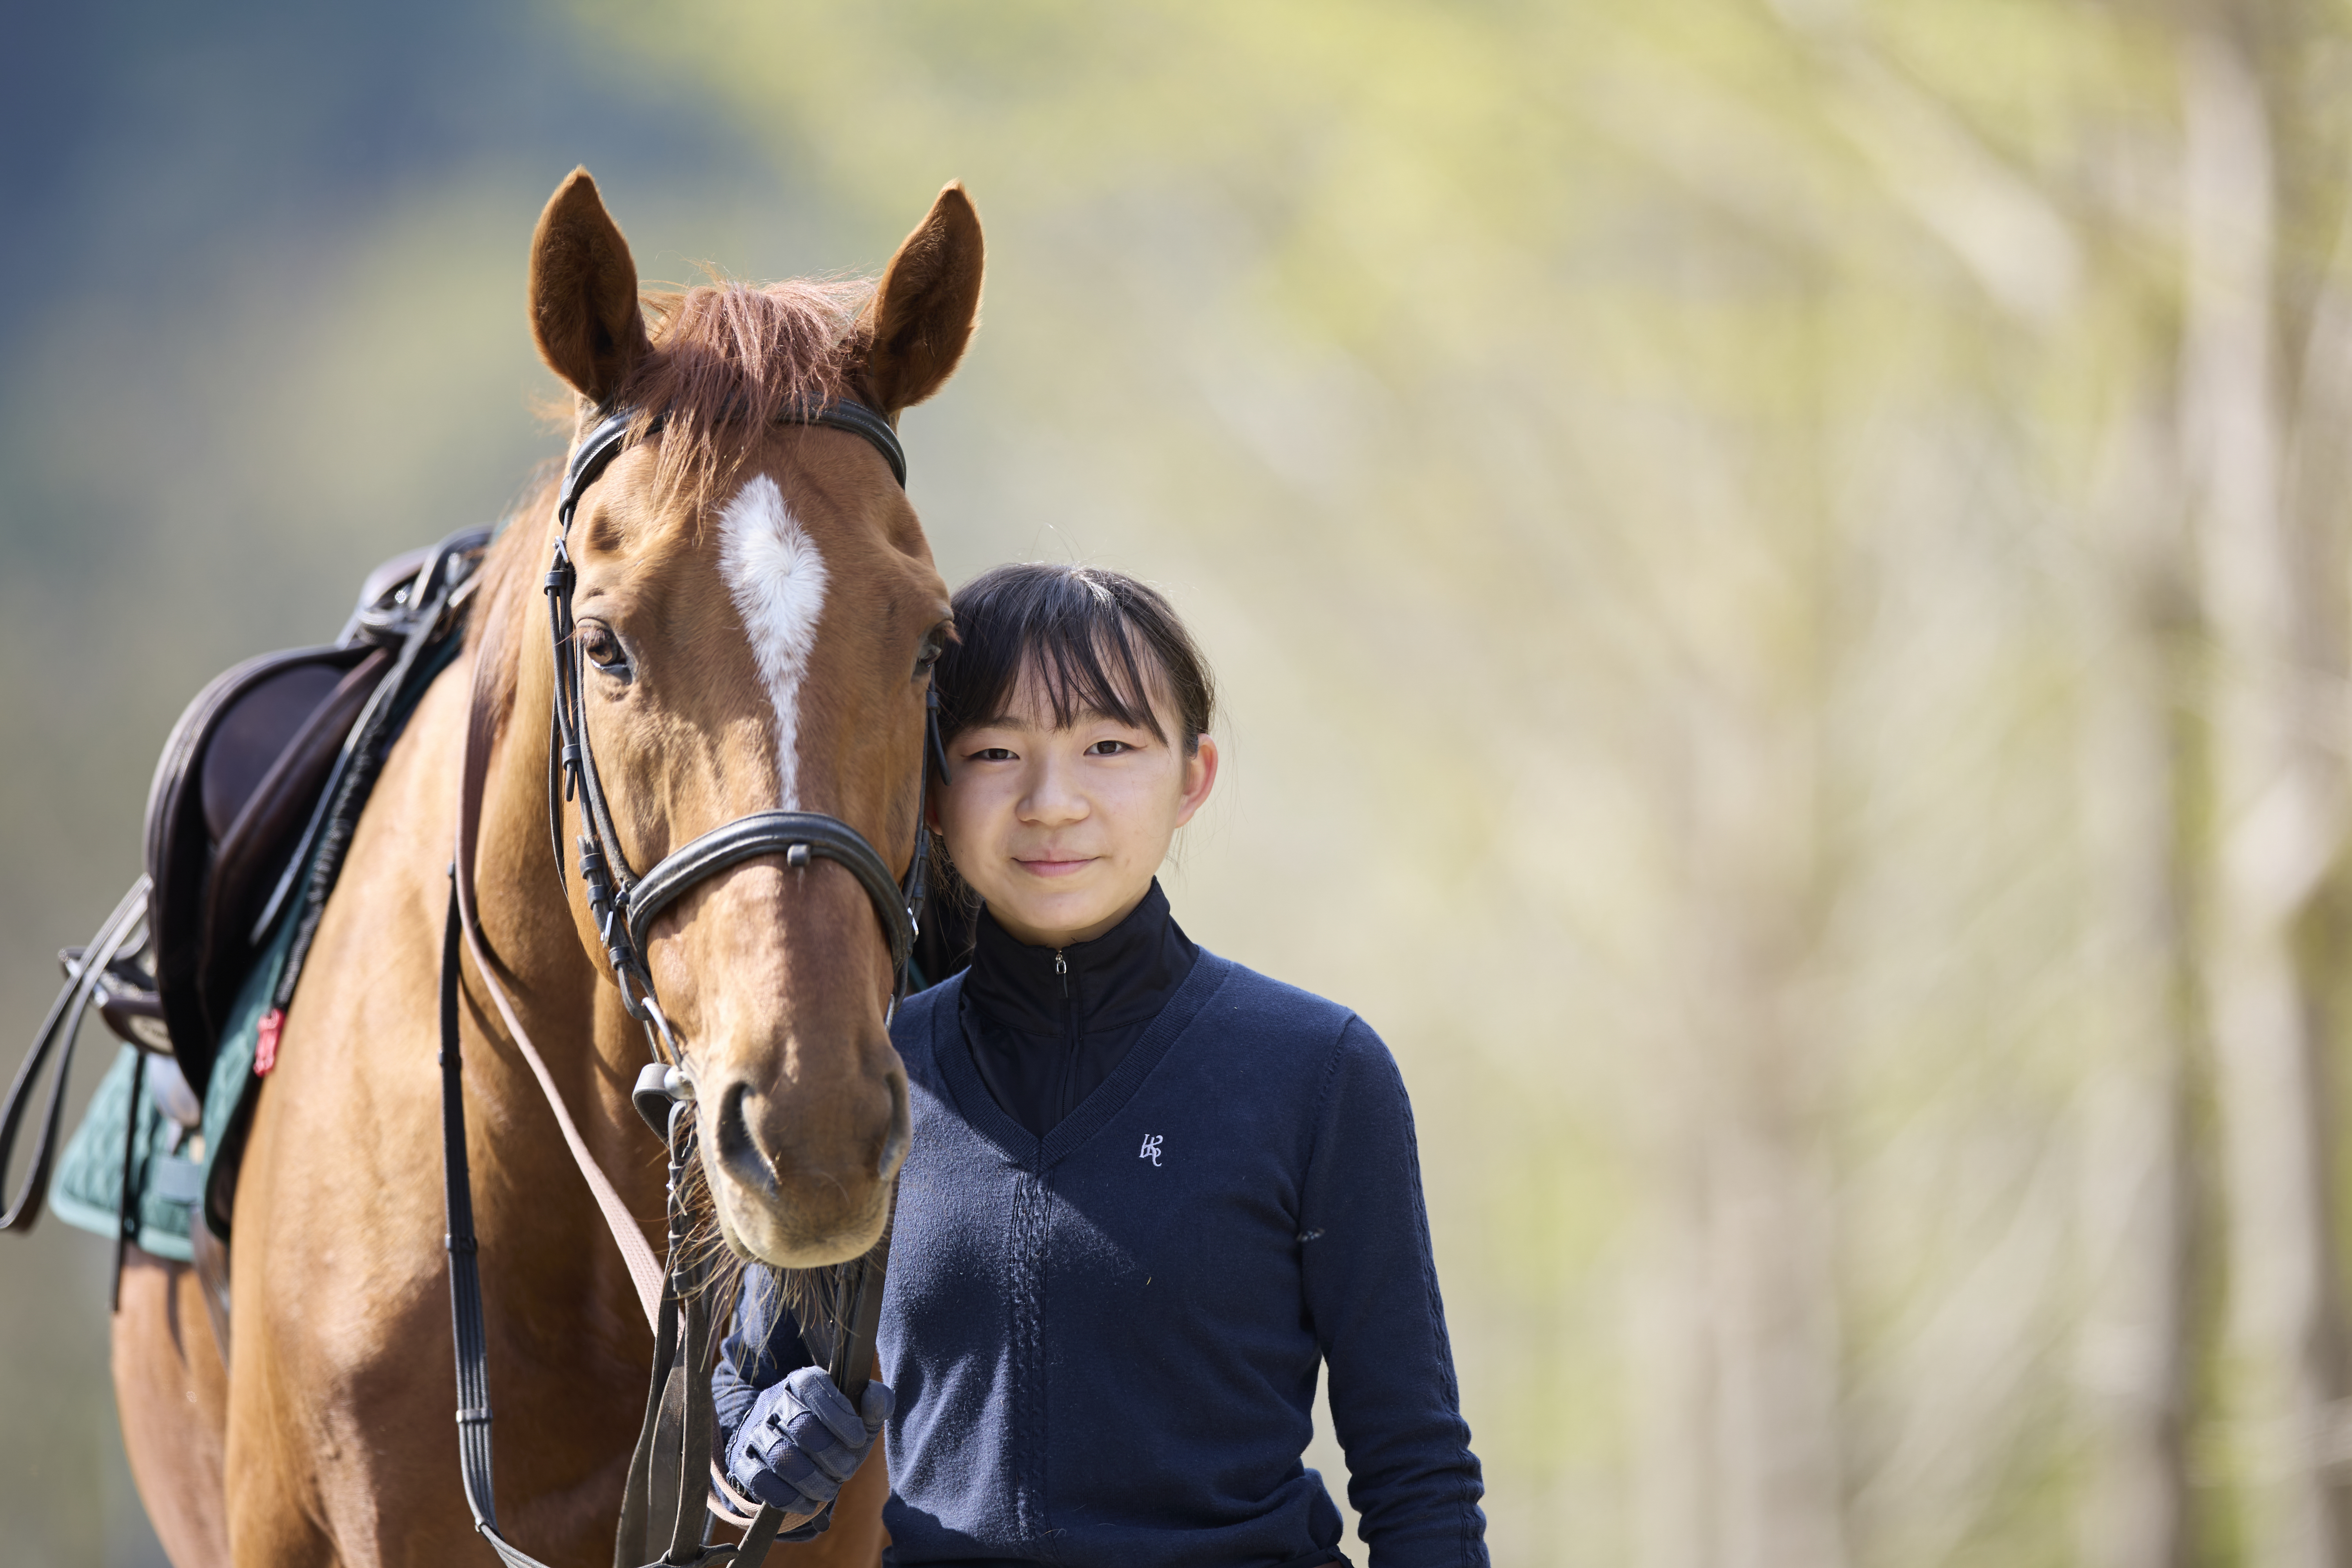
top-left (929, 951), bottom-right (1235, 1169)
top-left (963, 879), bottom-right (1194, 1039)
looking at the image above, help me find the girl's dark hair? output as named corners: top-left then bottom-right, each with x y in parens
top-left (935, 564), bottom-right (1216, 752)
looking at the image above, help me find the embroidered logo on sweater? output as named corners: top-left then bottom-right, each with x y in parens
top-left (1139, 1133), bottom-right (1164, 1166)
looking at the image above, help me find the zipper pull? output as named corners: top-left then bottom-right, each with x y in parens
top-left (1054, 950), bottom-right (1068, 997)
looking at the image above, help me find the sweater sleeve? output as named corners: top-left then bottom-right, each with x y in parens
top-left (712, 1266), bottom-right (817, 1461)
top-left (1300, 1017), bottom-right (1488, 1568)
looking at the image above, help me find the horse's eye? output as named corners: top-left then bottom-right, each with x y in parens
top-left (914, 629), bottom-right (947, 679)
top-left (581, 625), bottom-right (630, 676)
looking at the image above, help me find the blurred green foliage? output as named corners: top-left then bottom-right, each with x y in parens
top-left (17, 2), bottom-right (2352, 1565)
top-left (565, 5), bottom-right (2352, 1566)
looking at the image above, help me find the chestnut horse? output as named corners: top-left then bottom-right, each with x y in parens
top-left (106, 168), bottom-right (982, 1566)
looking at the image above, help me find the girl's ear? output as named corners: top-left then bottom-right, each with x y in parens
top-left (1173, 736), bottom-right (1220, 829)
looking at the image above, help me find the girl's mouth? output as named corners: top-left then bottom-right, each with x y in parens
top-left (1016, 855), bottom-right (1094, 878)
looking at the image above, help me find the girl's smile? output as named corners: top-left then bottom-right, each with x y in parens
top-left (1015, 855), bottom-right (1096, 878)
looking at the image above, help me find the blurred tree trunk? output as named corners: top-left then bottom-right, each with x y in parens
top-left (1630, 414), bottom-right (1846, 1568)
top-left (1629, 1123), bottom-right (1718, 1568)
top-left (2077, 392), bottom-right (2192, 1568)
top-left (1630, 695), bottom-right (1847, 1568)
top-left (2180, 19), bottom-right (2350, 1567)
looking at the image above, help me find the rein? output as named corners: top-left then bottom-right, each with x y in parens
top-left (438, 399), bottom-right (938, 1568)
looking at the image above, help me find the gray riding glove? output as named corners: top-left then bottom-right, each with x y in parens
top-left (725, 1366), bottom-right (893, 1526)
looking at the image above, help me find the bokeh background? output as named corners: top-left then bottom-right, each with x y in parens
top-left (11, 2), bottom-right (2352, 1565)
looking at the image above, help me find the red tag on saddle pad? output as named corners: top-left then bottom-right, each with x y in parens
top-left (254, 1009), bottom-right (285, 1076)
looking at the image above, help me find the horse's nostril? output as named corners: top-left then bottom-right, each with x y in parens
top-left (708, 1059), bottom-right (904, 1214)
top-left (713, 1079), bottom-right (772, 1192)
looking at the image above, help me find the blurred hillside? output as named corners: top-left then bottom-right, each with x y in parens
top-left (15, 3), bottom-right (2352, 1567)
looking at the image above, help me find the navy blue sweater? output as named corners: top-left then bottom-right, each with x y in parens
top-left (717, 918), bottom-right (1486, 1568)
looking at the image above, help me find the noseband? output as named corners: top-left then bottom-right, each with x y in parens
top-left (541, 402), bottom-right (944, 1054)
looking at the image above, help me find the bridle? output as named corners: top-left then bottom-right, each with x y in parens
top-left (542, 400), bottom-right (946, 1058)
top-left (438, 397), bottom-right (948, 1568)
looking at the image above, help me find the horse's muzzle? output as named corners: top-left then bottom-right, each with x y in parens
top-left (704, 1056), bottom-right (907, 1267)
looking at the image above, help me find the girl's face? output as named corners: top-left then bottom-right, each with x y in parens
top-left (931, 663), bottom-right (1218, 949)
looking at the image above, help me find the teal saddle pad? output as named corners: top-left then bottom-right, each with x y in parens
top-left (49, 866), bottom-right (302, 1258)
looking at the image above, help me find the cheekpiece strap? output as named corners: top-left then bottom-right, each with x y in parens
top-left (558, 408), bottom-right (645, 530)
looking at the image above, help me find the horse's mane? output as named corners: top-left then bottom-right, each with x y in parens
top-left (623, 278), bottom-right (878, 513)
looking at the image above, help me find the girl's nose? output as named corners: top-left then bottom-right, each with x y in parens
top-left (1019, 758), bottom-right (1088, 824)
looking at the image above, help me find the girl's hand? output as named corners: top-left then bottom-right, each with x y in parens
top-left (726, 1366), bottom-right (894, 1525)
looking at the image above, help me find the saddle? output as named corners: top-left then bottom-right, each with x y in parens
top-left (147, 542), bottom-right (451, 1089)
top-left (0, 530), bottom-right (488, 1287)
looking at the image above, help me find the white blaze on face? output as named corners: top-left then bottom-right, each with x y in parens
top-left (718, 474), bottom-right (829, 809)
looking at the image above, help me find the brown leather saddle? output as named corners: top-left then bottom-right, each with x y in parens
top-left (1, 534), bottom-right (487, 1245)
top-left (125, 541), bottom-right (452, 1088)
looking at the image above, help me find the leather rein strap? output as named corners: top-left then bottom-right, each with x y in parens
top-left (439, 398), bottom-right (931, 1568)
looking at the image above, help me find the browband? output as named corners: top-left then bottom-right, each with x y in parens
top-left (559, 398), bottom-right (906, 531)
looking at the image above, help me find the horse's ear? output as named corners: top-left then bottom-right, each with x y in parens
top-left (528, 168), bottom-right (648, 406)
top-left (863, 182), bottom-right (985, 417)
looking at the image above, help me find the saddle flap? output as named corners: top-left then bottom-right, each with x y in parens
top-left (199, 648), bottom-right (392, 1033)
top-left (144, 643), bottom-right (379, 1091)
top-left (197, 660), bottom-right (353, 844)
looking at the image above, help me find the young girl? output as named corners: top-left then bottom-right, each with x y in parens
top-left (714, 564), bottom-right (1487, 1567)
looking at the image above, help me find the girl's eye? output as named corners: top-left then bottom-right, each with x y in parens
top-left (1086, 739), bottom-right (1134, 757)
top-left (966, 746), bottom-right (1016, 762)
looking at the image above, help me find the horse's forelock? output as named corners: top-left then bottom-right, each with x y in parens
top-left (621, 279), bottom-right (877, 511)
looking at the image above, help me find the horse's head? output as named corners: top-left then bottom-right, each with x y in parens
top-left (523, 169), bottom-right (980, 1267)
